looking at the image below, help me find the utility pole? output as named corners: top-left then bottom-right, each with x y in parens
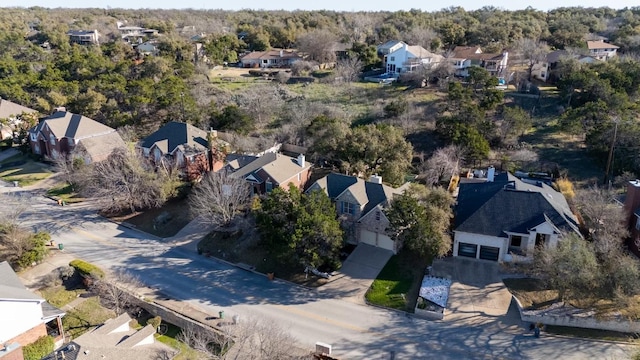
top-left (603, 117), bottom-right (619, 186)
top-left (180, 92), bottom-right (185, 122)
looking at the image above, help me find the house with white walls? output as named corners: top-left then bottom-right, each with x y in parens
top-left (449, 46), bottom-right (509, 78)
top-left (384, 43), bottom-right (443, 75)
top-left (452, 169), bottom-right (580, 262)
top-left (586, 40), bottom-right (619, 61)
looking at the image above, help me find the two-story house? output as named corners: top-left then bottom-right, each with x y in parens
top-left (586, 40), bottom-right (619, 61)
top-left (453, 169), bottom-right (580, 262)
top-left (228, 152), bottom-right (311, 194)
top-left (531, 50), bottom-right (596, 83)
top-left (307, 173), bottom-right (403, 253)
top-left (139, 122), bottom-right (227, 181)
top-left (0, 261), bottom-right (65, 360)
top-left (384, 43), bottom-right (443, 75)
top-left (66, 30), bottom-right (100, 45)
top-left (449, 46), bottom-right (509, 78)
top-left (28, 111), bottom-right (125, 163)
top-left (377, 40), bottom-right (406, 56)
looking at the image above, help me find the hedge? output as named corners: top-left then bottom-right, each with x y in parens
top-left (23, 336), bottom-right (54, 360)
top-left (69, 259), bottom-right (105, 278)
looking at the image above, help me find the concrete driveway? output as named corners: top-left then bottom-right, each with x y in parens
top-left (320, 243), bottom-right (393, 304)
top-left (432, 257), bottom-right (514, 320)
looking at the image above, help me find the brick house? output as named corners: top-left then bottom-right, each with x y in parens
top-left (28, 111), bottom-right (125, 163)
top-left (0, 261), bottom-right (65, 360)
top-left (306, 173), bottom-right (404, 253)
top-left (228, 152), bottom-right (311, 194)
top-left (139, 122), bottom-right (227, 181)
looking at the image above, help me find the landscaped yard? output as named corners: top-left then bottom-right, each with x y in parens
top-left (0, 153), bottom-right (53, 186)
top-left (62, 297), bottom-right (115, 338)
top-left (46, 182), bottom-right (85, 203)
top-left (155, 322), bottom-right (206, 360)
top-left (366, 252), bottom-right (429, 311)
top-left (39, 285), bottom-right (86, 308)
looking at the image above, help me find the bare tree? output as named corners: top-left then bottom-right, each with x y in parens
top-left (177, 324), bottom-right (218, 357)
top-left (234, 85), bottom-right (285, 127)
top-left (514, 38), bottom-right (550, 81)
top-left (91, 269), bottom-right (142, 315)
top-left (334, 56), bottom-right (362, 83)
top-left (420, 145), bottom-right (463, 185)
top-left (76, 147), bottom-right (176, 215)
top-left (189, 170), bottom-right (252, 227)
top-left (402, 27), bottom-right (438, 50)
top-left (296, 30), bottom-right (338, 64)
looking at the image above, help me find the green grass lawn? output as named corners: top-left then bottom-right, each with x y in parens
top-left (366, 252), bottom-right (429, 311)
top-left (156, 322), bottom-right (206, 360)
top-left (39, 286), bottom-right (86, 308)
top-left (62, 297), bottom-right (115, 338)
top-left (46, 183), bottom-right (85, 203)
top-left (0, 154), bottom-right (52, 186)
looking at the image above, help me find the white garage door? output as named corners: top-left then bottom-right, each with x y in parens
top-left (360, 229), bottom-right (395, 252)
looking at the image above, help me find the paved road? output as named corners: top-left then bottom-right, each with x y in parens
top-left (8, 189), bottom-right (635, 359)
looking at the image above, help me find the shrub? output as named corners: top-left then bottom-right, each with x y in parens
top-left (148, 316), bottom-right (162, 331)
top-left (22, 336), bottom-right (54, 360)
top-left (69, 259), bottom-right (105, 278)
top-left (16, 231), bottom-right (50, 269)
top-left (553, 177), bottom-right (575, 200)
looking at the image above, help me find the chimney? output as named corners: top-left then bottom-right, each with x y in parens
top-left (487, 166), bottom-right (495, 182)
top-left (297, 154), bottom-right (305, 167)
top-left (624, 180), bottom-right (640, 226)
top-left (279, 49), bottom-right (284, 58)
top-left (369, 174), bottom-right (383, 184)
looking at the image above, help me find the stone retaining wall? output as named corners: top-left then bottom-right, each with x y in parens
top-left (513, 295), bottom-right (640, 333)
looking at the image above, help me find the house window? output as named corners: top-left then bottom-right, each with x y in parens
top-left (390, 56), bottom-right (395, 61)
top-left (635, 217), bottom-right (640, 231)
top-left (510, 235), bottom-right (522, 247)
top-left (541, 72), bottom-right (546, 78)
top-left (30, 133), bottom-right (37, 141)
top-left (375, 211), bottom-right (381, 221)
top-left (262, 59), bottom-right (268, 64)
top-left (266, 181), bottom-right (273, 193)
top-left (49, 133), bottom-right (55, 145)
top-left (340, 201), bottom-right (355, 215)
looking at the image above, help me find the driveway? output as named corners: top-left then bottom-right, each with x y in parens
top-left (432, 257), bottom-right (515, 321)
top-left (319, 243), bottom-right (393, 304)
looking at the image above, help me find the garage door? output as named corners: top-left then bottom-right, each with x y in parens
top-left (360, 229), bottom-right (395, 252)
top-left (479, 246), bottom-right (500, 261)
top-left (457, 242), bottom-right (477, 258)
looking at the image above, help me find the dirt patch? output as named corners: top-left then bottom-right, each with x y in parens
top-left (108, 199), bottom-right (192, 238)
top-left (209, 67), bottom-right (253, 78)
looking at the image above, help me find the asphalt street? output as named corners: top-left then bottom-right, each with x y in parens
top-left (8, 188), bottom-right (635, 359)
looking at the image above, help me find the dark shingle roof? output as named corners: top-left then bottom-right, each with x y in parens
top-left (141, 121), bottom-right (208, 155)
top-left (455, 172), bottom-right (580, 237)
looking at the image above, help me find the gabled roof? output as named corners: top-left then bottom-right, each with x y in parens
top-left (140, 121), bottom-right (209, 155)
top-left (587, 40), bottom-right (619, 50)
top-left (258, 154), bottom-right (310, 184)
top-left (34, 111), bottom-right (116, 140)
top-left (451, 46), bottom-right (505, 61)
top-left (377, 40), bottom-right (405, 51)
top-left (241, 49), bottom-right (302, 61)
top-left (230, 152), bottom-right (277, 180)
top-left (0, 261), bottom-right (44, 302)
top-left (308, 173), bottom-right (399, 219)
top-left (77, 131), bottom-right (126, 162)
top-left (454, 172), bottom-right (580, 238)
top-left (403, 45), bottom-right (442, 60)
top-left (0, 98), bottom-right (37, 119)
top-left (225, 154), bottom-right (259, 171)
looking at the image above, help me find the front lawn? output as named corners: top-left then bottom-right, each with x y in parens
top-left (62, 297), bottom-right (115, 338)
top-left (0, 154), bottom-right (52, 186)
top-left (366, 252), bottom-right (429, 311)
top-left (155, 322), bottom-right (206, 360)
top-left (110, 198), bottom-right (192, 238)
top-left (39, 286), bottom-right (86, 308)
top-left (46, 183), bottom-right (84, 203)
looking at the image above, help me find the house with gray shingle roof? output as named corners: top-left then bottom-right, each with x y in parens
top-left (139, 122), bottom-right (227, 181)
top-left (307, 173), bottom-right (405, 253)
top-left (28, 111), bottom-right (125, 163)
top-left (453, 170), bottom-right (580, 262)
top-left (41, 313), bottom-right (176, 360)
top-left (0, 261), bottom-right (66, 359)
top-left (0, 98), bottom-right (38, 141)
top-left (227, 152), bottom-right (311, 194)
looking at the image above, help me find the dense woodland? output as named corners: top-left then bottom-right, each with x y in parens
top-left (1, 6), bottom-right (640, 178)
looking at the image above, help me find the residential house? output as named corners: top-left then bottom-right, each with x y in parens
top-left (228, 152), bottom-right (311, 194)
top-left (0, 261), bottom-right (65, 360)
top-left (0, 98), bottom-right (38, 141)
top-left (41, 313), bottom-right (176, 360)
top-left (453, 169), bottom-right (580, 262)
top-left (28, 111), bottom-right (125, 163)
top-left (377, 40), bottom-right (406, 56)
top-left (623, 180), bottom-right (640, 258)
top-left (449, 46), bottom-right (509, 78)
top-left (134, 40), bottom-right (160, 56)
top-left (531, 50), bottom-right (596, 83)
top-left (307, 173), bottom-right (404, 253)
top-left (333, 42), bottom-right (352, 60)
top-left (384, 43), bottom-right (443, 75)
top-left (586, 40), bottom-right (619, 61)
top-left (117, 22), bottom-right (159, 43)
top-left (66, 30), bottom-right (100, 45)
top-left (240, 49), bottom-right (302, 68)
top-left (139, 122), bottom-right (226, 180)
